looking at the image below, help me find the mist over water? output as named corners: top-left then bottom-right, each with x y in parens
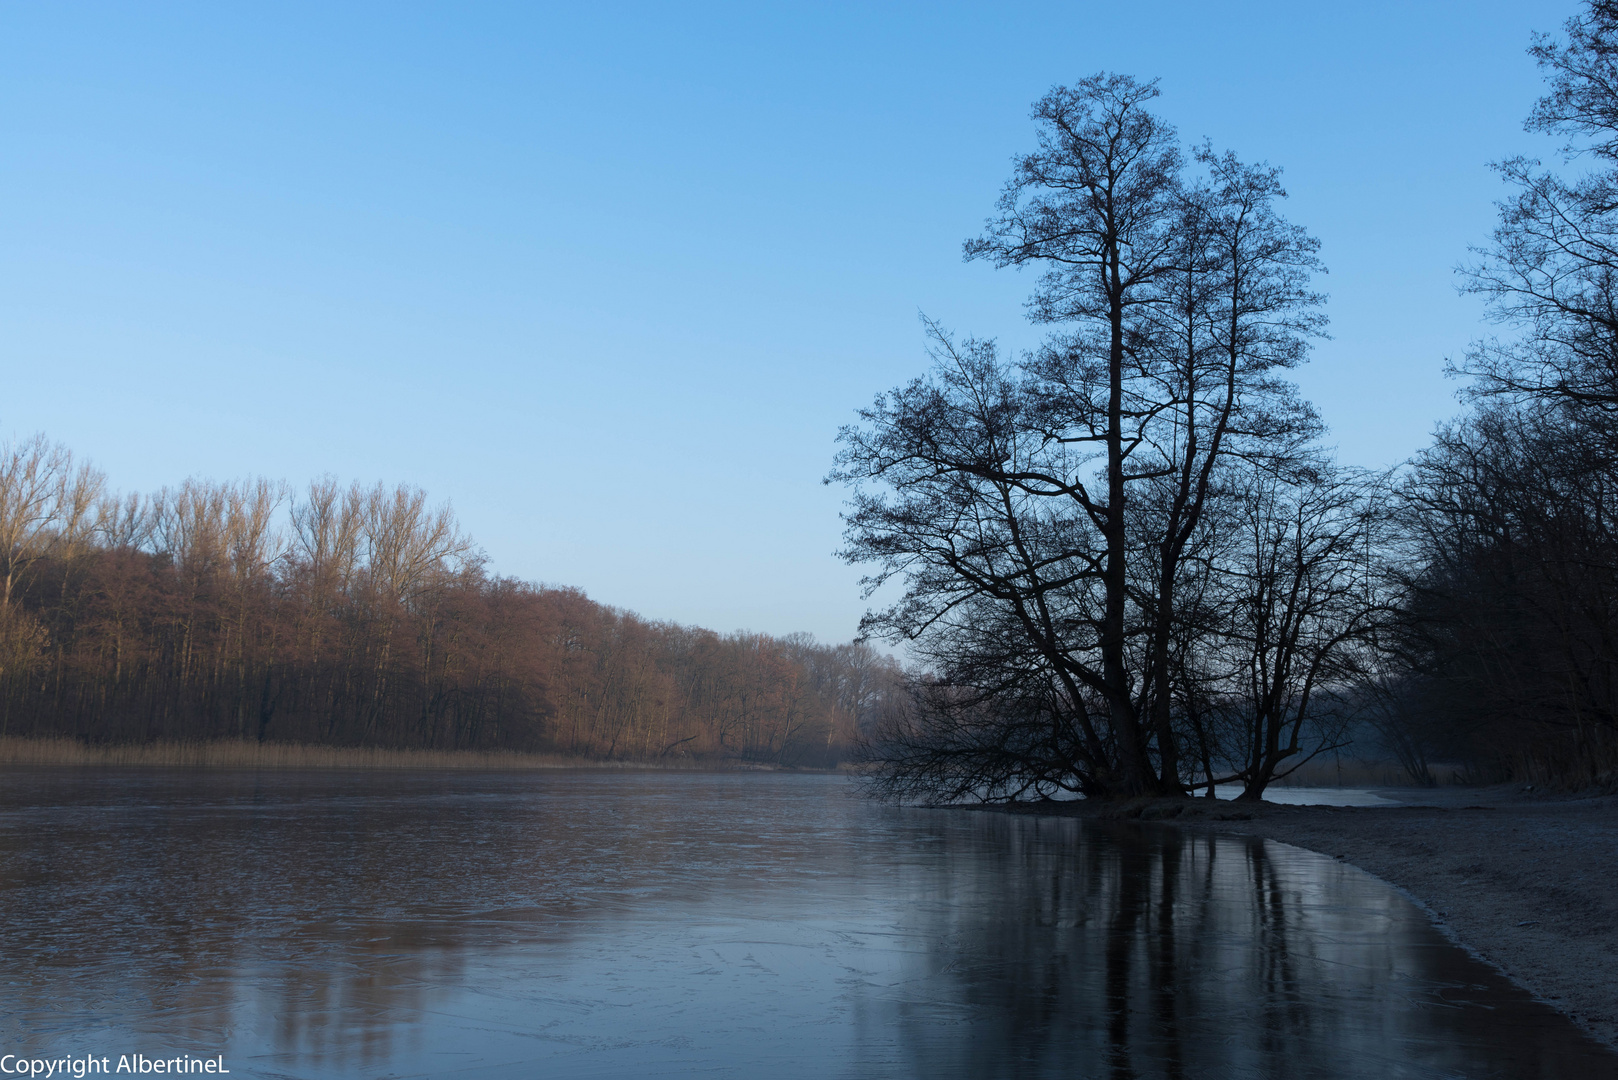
top-left (0, 770), bottom-right (1609, 1079)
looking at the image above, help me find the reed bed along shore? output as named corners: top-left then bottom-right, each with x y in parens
top-left (0, 737), bottom-right (707, 771)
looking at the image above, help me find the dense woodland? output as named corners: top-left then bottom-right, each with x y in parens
top-left (1381, 1), bottom-right (1618, 791)
top-left (836, 3), bottom-right (1618, 799)
top-left (0, 452), bottom-right (906, 765)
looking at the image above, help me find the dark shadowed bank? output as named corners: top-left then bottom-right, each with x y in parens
top-left (964, 787), bottom-right (1618, 1052)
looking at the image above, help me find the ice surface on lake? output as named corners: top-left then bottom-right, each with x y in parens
top-left (0, 769), bottom-right (1609, 1079)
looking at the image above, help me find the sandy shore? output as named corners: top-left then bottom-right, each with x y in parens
top-left (986, 786), bottom-right (1618, 1051)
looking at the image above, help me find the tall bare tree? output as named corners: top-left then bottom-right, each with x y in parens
top-left (836, 75), bottom-right (1328, 800)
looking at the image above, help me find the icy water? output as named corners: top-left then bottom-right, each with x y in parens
top-left (0, 770), bottom-right (1613, 1079)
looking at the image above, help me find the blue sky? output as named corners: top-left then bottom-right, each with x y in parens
top-left (0, 1), bottom-right (1575, 642)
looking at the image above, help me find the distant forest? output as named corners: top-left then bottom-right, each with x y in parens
top-left (0, 446), bottom-right (906, 766)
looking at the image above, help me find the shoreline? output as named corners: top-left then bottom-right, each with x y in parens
top-left (974, 788), bottom-right (1618, 1051)
top-left (0, 736), bottom-right (823, 772)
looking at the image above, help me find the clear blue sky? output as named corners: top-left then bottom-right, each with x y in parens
top-left (0, 1), bottom-right (1575, 642)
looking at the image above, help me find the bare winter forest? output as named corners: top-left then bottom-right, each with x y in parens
top-left (0, 441), bottom-right (905, 765)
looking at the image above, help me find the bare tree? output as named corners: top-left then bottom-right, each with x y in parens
top-left (1461, 0), bottom-right (1618, 420)
top-left (96, 491), bottom-right (153, 550)
top-left (835, 75), bottom-right (1327, 800)
top-left (361, 483), bottom-right (473, 607)
top-left (291, 477), bottom-right (366, 607)
top-left (0, 434), bottom-right (78, 610)
top-left (1195, 466), bottom-right (1390, 799)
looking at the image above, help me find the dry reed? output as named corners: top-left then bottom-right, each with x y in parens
top-left (0, 737), bottom-right (683, 771)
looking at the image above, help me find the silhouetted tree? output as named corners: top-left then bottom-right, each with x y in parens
top-left (1190, 465), bottom-right (1390, 798)
top-left (836, 75), bottom-right (1333, 800)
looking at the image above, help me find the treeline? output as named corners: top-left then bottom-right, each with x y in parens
top-left (0, 445), bottom-right (905, 765)
top-left (837, 4), bottom-right (1618, 800)
top-left (1379, 1), bottom-right (1618, 789)
top-left (1381, 401), bottom-right (1618, 788)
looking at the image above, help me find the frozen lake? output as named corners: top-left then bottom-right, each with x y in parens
top-left (0, 769), bottom-right (1611, 1078)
